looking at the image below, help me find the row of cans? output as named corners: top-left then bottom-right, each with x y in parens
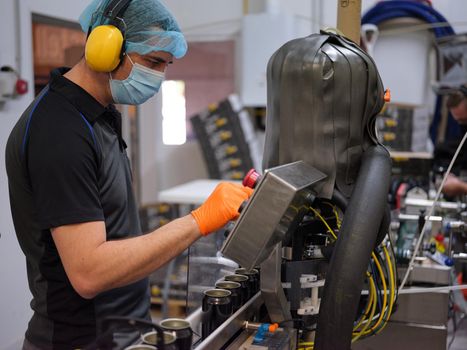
top-left (201, 268), bottom-right (260, 340)
top-left (124, 268), bottom-right (260, 349)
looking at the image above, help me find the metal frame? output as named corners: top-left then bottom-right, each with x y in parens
top-left (187, 292), bottom-right (263, 350)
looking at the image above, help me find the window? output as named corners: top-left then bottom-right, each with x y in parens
top-left (162, 80), bottom-right (186, 145)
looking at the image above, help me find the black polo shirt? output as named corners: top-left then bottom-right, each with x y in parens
top-left (6, 68), bottom-right (150, 349)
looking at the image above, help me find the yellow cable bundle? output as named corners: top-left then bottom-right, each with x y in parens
top-left (303, 205), bottom-right (397, 344)
top-left (374, 246), bottom-right (396, 334)
top-left (354, 272), bottom-right (375, 330)
top-left (360, 252), bottom-right (388, 335)
top-left (298, 341), bottom-right (314, 350)
top-left (352, 273), bottom-right (377, 342)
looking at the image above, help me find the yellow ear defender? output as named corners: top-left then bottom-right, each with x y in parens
top-left (84, 0), bottom-right (132, 73)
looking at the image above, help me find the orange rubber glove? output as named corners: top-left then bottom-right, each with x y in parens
top-left (191, 182), bottom-right (254, 235)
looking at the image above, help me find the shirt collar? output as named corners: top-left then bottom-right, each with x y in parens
top-left (48, 67), bottom-right (107, 123)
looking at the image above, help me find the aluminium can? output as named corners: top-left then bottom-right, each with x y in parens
top-left (124, 345), bottom-right (157, 350)
top-left (224, 274), bottom-right (250, 302)
top-left (160, 318), bottom-right (192, 350)
top-left (235, 268), bottom-right (260, 295)
top-left (141, 330), bottom-right (177, 350)
top-left (215, 280), bottom-right (242, 311)
top-left (201, 288), bottom-right (233, 340)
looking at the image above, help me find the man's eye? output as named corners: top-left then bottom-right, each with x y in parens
top-left (147, 59), bottom-right (163, 65)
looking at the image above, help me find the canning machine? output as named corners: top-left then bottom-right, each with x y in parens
top-left (187, 31), bottom-right (395, 350)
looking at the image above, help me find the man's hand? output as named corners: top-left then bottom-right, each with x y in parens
top-left (443, 173), bottom-right (467, 197)
top-left (191, 182), bottom-right (254, 235)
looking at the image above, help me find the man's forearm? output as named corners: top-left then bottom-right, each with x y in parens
top-left (53, 182), bottom-right (252, 299)
top-left (457, 181), bottom-right (467, 194)
top-left (71, 215), bottom-right (201, 298)
top-left (442, 175), bottom-right (467, 197)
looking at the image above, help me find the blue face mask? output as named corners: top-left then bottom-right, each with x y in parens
top-left (109, 55), bottom-right (165, 105)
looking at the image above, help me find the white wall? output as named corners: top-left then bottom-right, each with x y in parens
top-left (0, 1), bottom-right (88, 348)
top-left (0, 1), bottom-right (34, 347)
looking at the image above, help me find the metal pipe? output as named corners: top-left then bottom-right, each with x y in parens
top-left (243, 0), bottom-right (249, 15)
top-left (448, 229), bottom-right (454, 261)
top-left (398, 214), bottom-right (443, 222)
top-left (243, 321), bottom-right (283, 331)
top-left (361, 285), bottom-right (467, 295)
top-left (337, 0), bottom-right (362, 43)
top-left (162, 259), bottom-right (176, 319)
top-left (454, 253), bottom-right (467, 261)
top-left (404, 198), bottom-right (465, 210)
top-left (399, 285), bottom-right (467, 294)
top-left (14, 0), bottom-right (22, 74)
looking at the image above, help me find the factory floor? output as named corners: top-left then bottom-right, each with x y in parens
top-left (447, 315), bottom-right (467, 350)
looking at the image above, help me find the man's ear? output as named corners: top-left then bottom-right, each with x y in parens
top-left (110, 53), bottom-right (129, 76)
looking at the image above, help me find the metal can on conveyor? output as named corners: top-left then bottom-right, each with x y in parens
top-left (201, 288), bottom-right (233, 340)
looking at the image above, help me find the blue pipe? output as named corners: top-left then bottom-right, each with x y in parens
top-left (362, 1), bottom-right (454, 38)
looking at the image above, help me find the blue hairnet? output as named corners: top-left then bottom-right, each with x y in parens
top-left (79, 0), bottom-right (187, 59)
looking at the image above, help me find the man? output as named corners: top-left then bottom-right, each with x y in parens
top-left (5, 0), bottom-right (252, 348)
top-left (435, 86), bottom-right (467, 196)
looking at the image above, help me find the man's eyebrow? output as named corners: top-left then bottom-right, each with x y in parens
top-left (147, 55), bottom-right (173, 64)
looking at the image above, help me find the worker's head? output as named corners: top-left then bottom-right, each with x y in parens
top-left (79, 0), bottom-right (187, 105)
top-left (447, 88), bottom-right (467, 124)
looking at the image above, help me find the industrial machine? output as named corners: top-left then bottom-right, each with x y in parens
top-left (189, 31), bottom-right (396, 350)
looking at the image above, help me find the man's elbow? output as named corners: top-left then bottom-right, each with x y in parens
top-left (70, 273), bottom-right (100, 299)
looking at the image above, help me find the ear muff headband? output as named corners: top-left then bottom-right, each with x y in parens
top-left (85, 0), bottom-right (132, 72)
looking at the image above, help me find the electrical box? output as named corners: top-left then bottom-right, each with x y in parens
top-left (0, 70), bottom-right (17, 103)
top-left (221, 161), bottom-right (326, 270)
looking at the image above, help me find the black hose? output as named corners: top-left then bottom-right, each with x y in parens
top-left (314, 145), bottom-right (392, 350)
top-left (331, 187), bottom-right (390, 248)
top-left (375, 204), bottom-right (391, 247)
top-left (331, 188), bottom-right (348, 211)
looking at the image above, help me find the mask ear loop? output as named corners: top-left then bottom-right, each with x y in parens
top-left (109, 47), bottom-right (134, 82)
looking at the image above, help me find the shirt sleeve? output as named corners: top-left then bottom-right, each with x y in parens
top-left (28, 108), bottom-right (104, 229)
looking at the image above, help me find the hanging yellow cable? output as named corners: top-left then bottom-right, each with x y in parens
top-left (374, 246), bottom-right (396, 334)
top-left (298, 341), bottom-right (314, 349)
top-left (353, 275), bottom-right (377, 332)
top-left (352, 274), bottom-right (377, 342)
top-left (322, 201), bottom-right (342, 229)
top-left (360, 252), bottom-right (388, 335)
top-left (354, 272), bottom-right (375, 330)
top-left (308, 206), bottom-right (337, 239)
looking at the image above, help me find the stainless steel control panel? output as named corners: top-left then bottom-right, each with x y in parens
top-left (221, 161), bottom-right (326, 269)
